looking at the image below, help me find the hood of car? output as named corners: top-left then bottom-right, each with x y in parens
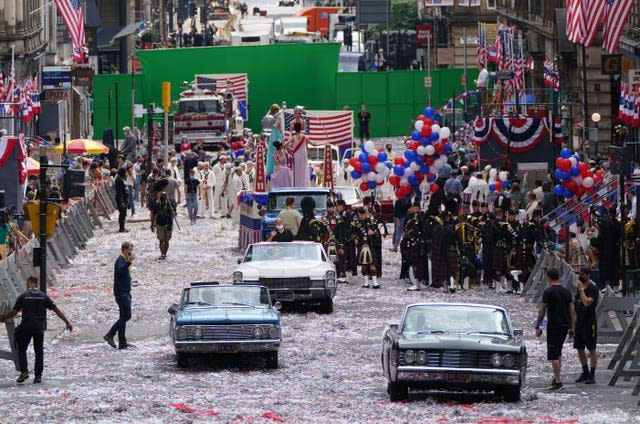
top-left (236, 260), bottom-right (331, 279)
top-left (175, 306), bottom-right (280, 326)
top-left (398, 332), bottom-right (520, 352)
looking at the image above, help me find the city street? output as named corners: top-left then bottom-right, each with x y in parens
top-left (0, 196), bottom-right (639, 423)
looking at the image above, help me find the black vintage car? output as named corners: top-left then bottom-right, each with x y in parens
top-left (381, 303), bottom-right (527, 402)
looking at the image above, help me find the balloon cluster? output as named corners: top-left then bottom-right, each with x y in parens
top-left (388, 107), bottom-right (452, 198)
top-left (553, 148), bottom-right (604, 198)
top-left (487, 169), bottom-right (511, 193)
top-left (348, 140), bottom-right (392, 191)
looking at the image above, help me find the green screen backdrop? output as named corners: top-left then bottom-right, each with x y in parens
top-left (93, 43), bottom-right (479, 140)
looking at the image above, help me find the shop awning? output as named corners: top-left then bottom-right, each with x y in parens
top-left (110, 21), bottom-right (144, 44)
top-left (97, 26), bottom-right (123, 48)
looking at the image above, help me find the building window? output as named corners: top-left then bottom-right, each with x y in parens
top-left (487, 0), bottom-right (496, 9)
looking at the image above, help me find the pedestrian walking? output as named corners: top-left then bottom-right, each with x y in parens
top-left (535, 267), bottom-right (576, 390)
top-left (115, 168), bottom-right (129, 233)
top-left (573, 266), bottom-right (599, 384)
top-left (185, 168), bottom-right (200, 224)
top-left (150, 193), bottom-right (176, 260)
top-left (0, 276), bottom-right (73, 383)
top-left (104, 241), bottom-right (135, 350)
top-left (358, 105), bottom-right (371, 143)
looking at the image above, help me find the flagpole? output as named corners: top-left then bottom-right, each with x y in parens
top-left (519, 31), bottom-right (525, 111)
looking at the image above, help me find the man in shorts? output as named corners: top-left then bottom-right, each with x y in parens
top-left (535, 267), bottom-right (576, 390)
top-left (573, 266), bottom-right (599, 384)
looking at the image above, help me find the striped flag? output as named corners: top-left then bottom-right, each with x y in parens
top-left (619, 81), bottom-right (627, 121)
top-left (283, 110), bottom-right (354, 148)
top-left (583, 0), bottom-right (605, 47)
top-left (566, 0), bottom-right (586, 43)
top-left (476, 24), bottom-right (486, 67)
top-left (194, 73), bottom-right (248, 119)
top-left (543, 59), bottom-right (560, 91)
top-left (54, 0), bottom-right (86, 62)
top-left (602, 0), bottom-right (634, 54)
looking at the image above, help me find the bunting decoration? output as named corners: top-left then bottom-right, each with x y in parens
top-left (543, 59), bottom-right (560, 92)
top-left (473, 116), bottom-right (551, 153)
top-left (618, 81), bottom-right (640, 127)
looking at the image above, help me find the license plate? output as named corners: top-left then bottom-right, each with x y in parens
top-left (446, 373), bottom-right (470, 383)
top-left (217, 344), bottom-right (238, 353)
top-left (275, 291), bottom-right (294, 301)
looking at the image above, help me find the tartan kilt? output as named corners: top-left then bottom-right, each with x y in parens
top-left (492, 246), bottom-right (507, 275)
top-left (514, 243), bottom-right (535, 270)
top-left (432, 249), bottom-right (456, 283)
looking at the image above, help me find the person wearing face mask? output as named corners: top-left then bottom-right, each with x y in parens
top-left (572, 266), bottom-right (599, 385)
top-left (267, 218), bottom-right (294, 242)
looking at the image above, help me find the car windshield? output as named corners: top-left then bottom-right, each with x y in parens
top-left (307, 147), bottom-right (338, 162)
top-left (244, 243), bottom-right (322, 262)
top-left (401, 305), bottom-right (510, 335)
top-left (178, 99), bottom-right (222, 114)
top-left (269, 193), bottom-right (328, 212)
top-left (184, 286), bottom-right (270, 307)
top-left (335, 187), bottom-right (359, 203)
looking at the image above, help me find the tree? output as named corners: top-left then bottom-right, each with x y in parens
top-left (391, 0), bottom-right (417, 30)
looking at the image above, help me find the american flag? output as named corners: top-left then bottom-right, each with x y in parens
top-left (195, 73), bottom-right (248, 119)
top-left (619, 81), bottom-right (628, 121)
top-left (566, 0), bottom-right (586, 43)
top-left (476, 23), bottom-right (486, 67)
top-left (583, 0), bottom-right (605, 47)
top-left (543, 59), bottom-right (560, 91)
top-left (602, 0), bottom-right (635, 54)
top-left (54, 0), bottom-right (86, 62)
top-left (283, 110), bottom-right (353, 148)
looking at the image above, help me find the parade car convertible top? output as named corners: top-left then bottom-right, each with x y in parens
top-left (381, 303), bottom-right (527, 402)
top-left (168, 282), bottom-right (281, 369)
top-left (233, 241), bottom-right (337, 313)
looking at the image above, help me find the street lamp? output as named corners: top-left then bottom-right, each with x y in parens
top-left (591, 112), bottom-right (601, 155)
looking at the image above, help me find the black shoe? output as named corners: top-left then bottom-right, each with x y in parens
top-left (16, 372), bottom-right (28, 383)
top-left (33, 376), bottom-right (42, 384)
top-left (118, 229), bottom-right (130, 233)
top-left (103, 335), bottom-right (117, 349)
top-left (584, 377), bottom-right (596, 384)
top-left (118, 343), bottom-right (134, 350)
top-left (549, 380), bottom-right (563, 390)
top-left (575, 372), bottom-right (590, 383)
top-left (372, 284), bottom-right (381, 289)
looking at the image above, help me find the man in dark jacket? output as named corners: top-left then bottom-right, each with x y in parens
top-left (0, 276), bottom-right (73, 383)
top-left (104, 241), bottom-right (135, 349)
top-left (115, 167), bottom-right (129, 233)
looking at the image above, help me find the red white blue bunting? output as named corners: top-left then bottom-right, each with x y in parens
top-left (0, 136), bottom-right (17, 169)
top-left (473, 117), bottom-right (492, 144)
top-left (473, 116), bottom-right (550, 153)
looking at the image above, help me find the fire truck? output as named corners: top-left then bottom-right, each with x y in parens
top-left (172, 74), bottom-right (247, 149)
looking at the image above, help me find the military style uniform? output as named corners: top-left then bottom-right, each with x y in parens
top-left (334, 209), bottom-right (353, 282)
top-left (400, 210), bottom-right (425, 284)
top-left (350, 215), bottom-right (382, 288)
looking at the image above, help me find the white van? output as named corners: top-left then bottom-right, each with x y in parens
top-left (230, 32), bottom-right (271, 46)
top-left (307, 145), bottom-right (340, 186)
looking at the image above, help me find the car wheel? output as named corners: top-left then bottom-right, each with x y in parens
top-left (265, 351), bottom-right (279, 369)
top-left (499, 386), bottom-right (521, 402)
top-left (317, 298), bottom-right (334, 314)
top-left (176, 353), bottom-right (189, 368)
top-left (387, 381), bottom-right (408, 401)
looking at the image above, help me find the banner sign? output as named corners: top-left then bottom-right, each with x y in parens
top-left (323, 144), bottom-right (334, 189)
top-left (255, 144), bottom-right (266, 192)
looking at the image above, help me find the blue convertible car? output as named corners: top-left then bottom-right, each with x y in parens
top-left (168, 282), bottom-right (282, 368)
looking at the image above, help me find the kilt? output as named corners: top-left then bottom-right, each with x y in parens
top-left (156, 225), bottom-right (172, 242)
top-left (492, 246), bottom-right (507, 275)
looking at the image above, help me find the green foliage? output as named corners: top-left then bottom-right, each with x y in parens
top-left (391, 0), bottom-right (417, 30)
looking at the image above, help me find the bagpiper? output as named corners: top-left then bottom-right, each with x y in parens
top-left (334, 199), bottom-right (353, 283)
top-left (455, 214), bottom-right (479, 290)
top-left (401, 200), bottom-right (426, 291)
top-left (491, 208), bottom-right (513, 294)
top-left (350, 206), bottom-right (382, 288)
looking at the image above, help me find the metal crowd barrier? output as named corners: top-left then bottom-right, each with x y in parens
top-left (0, 182), bottom-right (117, 369)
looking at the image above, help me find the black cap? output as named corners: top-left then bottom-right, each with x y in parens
top-left (480, 202), bottom-right (488, 208)
top-left (356, 207), bottom-right (366, 214)
top-left (327, 200), bottom-right (335, 207)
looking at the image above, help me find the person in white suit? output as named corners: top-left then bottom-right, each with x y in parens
top-left (213, 156), bottom-right (228, 216)
top-left (335, 159), bottom-right (353, 186)
top-left (199, 162), bottom-right (216, 218)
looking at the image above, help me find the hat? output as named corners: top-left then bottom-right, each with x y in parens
top-left (170, 157), bottom-right (177, 162)
top-left (326, 200), bottom-right (335, 207)
top-left (224, 162), bottom-right (233, 169)
top-left (484, 165), bottom-right (492, 171)
top-left (579, 266), bottom-right (592, 275)
top-left (356, 207), bottom-right (366, 214)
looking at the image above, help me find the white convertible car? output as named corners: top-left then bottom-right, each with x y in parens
top-left (233, 241), bottom-right (337, 313)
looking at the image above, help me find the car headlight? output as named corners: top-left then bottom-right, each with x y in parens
top-left (404, 350), bottom-right (416, 364)
top-left (176, 327), bottom-right (188, 340)
top-left (252, 326), bottom-right (264, 338)
top-left (192, 327), bottom-right (203, 339)
top-left (268, 325), bottom-right (280, 339)
top-left (233, 271), bottom-right (243, 283)
top-left (502, 354), bottom-right (515, 368)
top-left (416, 350), bottom-right (428, 365)
top-left (325, 270), bottom-right (336, 288)
top-left (491, 353), bottom-right (503, 367)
